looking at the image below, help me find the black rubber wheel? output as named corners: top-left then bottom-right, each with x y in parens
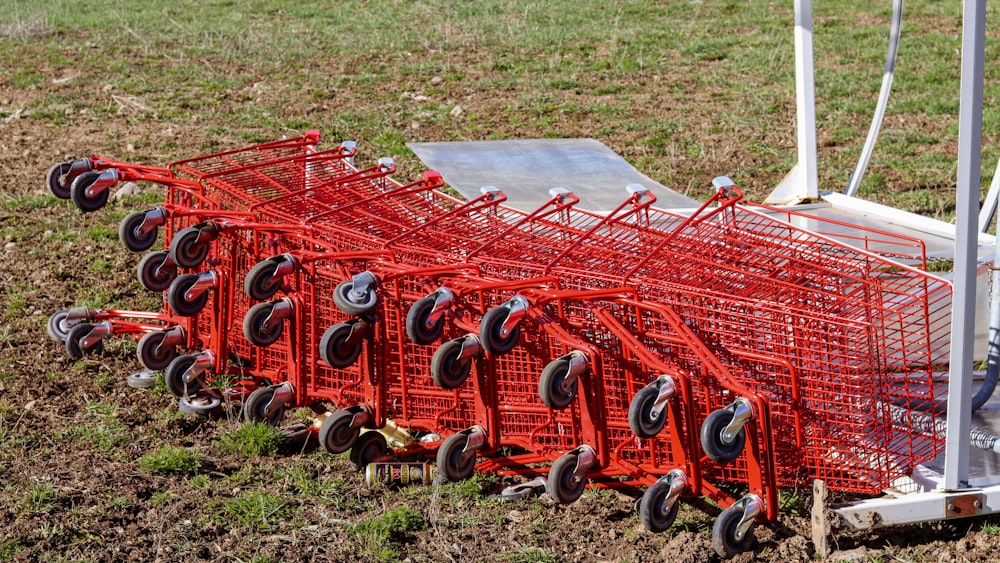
top-left (119, 211), bottom-right (159, 252)
top-left (639, 478), bottom-right (681, 533)
top-left (65, 322), bottom-right (102, 360)
top-left (712, 503), bottom-right (754, 558)
top-left (163, 354), bottom-right (205, 398)
top-left (333, 280), bottom-right (379, 316)
top-left (244, 256), bottom-right (286, 301)
top-left (538, 358), bottom-right (578, 410)
top-left (629, 384), bottom-right (668, 439)
top-left (46, 161), bottom-right (73, 199)
top-left (700, 407), bottom-right (747, 464)
top-left (430, 339), bottom-right (472, 390)
top-left (242, 387), bottom-right (284, 426)
top-left (350, 431), bottom-right (388, 470)
top-left (137, 250), bottom-right (178, 292)
top-left (319, 322), bottom-right (364, 369)
top-left (405, 295), bottom-right (445, 345)
top-left (479, 304), bottom-right (520, 355)
top-left (318, 409), bottom-right (359, 454)
top-left (47, 310), bottom-right (71, 342)
top-left (69, 171), bottom-right (109, 213)
top-left (169, 226), bottom-right (212, 269)
top-left (137, 330), bottom-right (179, 371)
top-left (546, 452), bottom-right (587, 504)
top-left (167, 273), bottom-right (210, 317)
top-left (242, 301), bottom-right (284, 347)
top-left (436, 431), bottom-right (476, 482)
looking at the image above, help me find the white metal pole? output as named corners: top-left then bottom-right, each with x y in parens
top-left (944, 0), bottom-right (986, 491)
top-left (794, 0), bottom-right (819, 200)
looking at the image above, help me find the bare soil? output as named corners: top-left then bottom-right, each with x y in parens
top-left (1, 31), bottom-right (999, 563)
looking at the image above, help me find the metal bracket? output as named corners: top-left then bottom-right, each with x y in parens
top-left (135, 206), bottom-right (168, 239)
top-left (455, 425), bottom-right (488, 467)
top-left (264, 382), bottom-right (295, 419)
top-left (721, 397), bottom-right (754, 446)
top-left (154, 326), bottom-right (186, 355)
top-left (271, 253), bottom-right (299, 278)
top-left (424, 287), bottom-right (455, 329)
top-left (570, 444), bottom-right (598, 482)
top-left (647, 374), bottom-right (678, 424)
top-left (183, 349), bottom-right (216, 384)
top-left (80, 320), bottom-right (113, 349)
top-left (560, 351), bottom-right (589, 389)
top-left (946, 493), bottom-right (985, 517)
top-left (350, 271), bottom-right (377, 302)
top-left (456, 334), bottom-right (482, 362)
top-left (341, 140), bottom-right (358, 167)
top-left (261, 298), bottom-right (295, 332)
top-left (733, 494), bottom-right (765, 541)
top-left (65, 306), bottom-right (92, 326)
top-left (185, 270), bottom-right (219, 301)
top-left (498, 296), bottom-right (530, 338)
top-left (347, 404), bottom-right (374, 429)
top-left (480, 186), bottom-right (501, 200)
top-left (84, 168), bottom-right (120, 198)
top-left (660, 469), bottom-right (690, 512)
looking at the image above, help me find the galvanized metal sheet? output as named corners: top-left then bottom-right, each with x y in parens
top-left (408, 138), bottom-right (700, 213)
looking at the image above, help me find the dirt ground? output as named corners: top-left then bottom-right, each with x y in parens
top-left (2, 24), bottom-right (1000, 563)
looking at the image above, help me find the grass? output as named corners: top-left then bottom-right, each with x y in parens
top-left (217, 422), bottom-right (284, 457)
top-left (1, 1), bottom-right (996, 209)
top-left (138, 444), bottom-right (203, 476)
top-left (349, 506), bottom-right (428, 562)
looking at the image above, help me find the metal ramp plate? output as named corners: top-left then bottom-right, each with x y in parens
top-left (408, 138), bottom-right (700, 213)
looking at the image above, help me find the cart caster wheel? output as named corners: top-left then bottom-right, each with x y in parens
top-left (167, 274), bottom-right (210, 317)
top-left (137, 250), bottom-right (178, 292)
top-left (65, 323), bottom-right (103, 360)
top-left (405, 295), bottom-right (445, 345)
top-left (126, 369), bottom-right (159, 389)
top-left (69, 171), bottom-right (109, 213)
top-left (479, 303), bottom-right (521, 355)
top-left (333, 280), bottom-right (378, 316)
top-left (546, 451), bottom-right (589, 504)
top-left (170, 225), bottom-right (213, 269)
top-left (629, 384), bottom-right (667, 438)
top-left (47, 310), bottom-right (72, 342)
top-left (430, 339), bottom-right (473, 390)
top-left (319, 321), bottom-right (364, 369)
top-left (701, 407), bottom-right (747, 464)
top-left (163, 354), bottom-right (205, 398)
top-left (244, 256), bottom-right (288, 301)
top-left (243, 301), bottom-right (285, 347)
top-left (639, 478), bottom-right (681, 533)
top-left (137, 330), bottom-right (179, 371)
top-left (319, 408), bottom-right (360, 454)
top-left (712, 503), bottom-right (755, 558)
top-left (242, 386), bottom-right (285, 426)
top-left (178, 395), bottom-right (222, 417)
top-left (119, 211), bottom-right (159, 252)
top-left (436, 431), bottom-right (478, 482)
top-left (539, 357), bottom-right (578, 410)
top-left (350, 431), bottom-right (388, 470)
top-left (46, 161), bottom-right (74, 199)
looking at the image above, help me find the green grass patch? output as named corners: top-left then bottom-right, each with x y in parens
top-left (217, 490), bottom-right (294, 533)
top-left (350, 506), bottom-right (428, 562)
top-left (217, 422), bottom-right (283, 457)
top-left (138, 444), bottom-right (202, 476)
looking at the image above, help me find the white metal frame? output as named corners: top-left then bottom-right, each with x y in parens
top-left (793, 0), bottom-right (1000, 532)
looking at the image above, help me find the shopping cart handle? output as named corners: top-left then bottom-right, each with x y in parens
top-left (626, 183), bottom-right (649, 195)
top-left (548, 186), bottom-right (572, 200)
top-left (712, 176), bottom-right (736, 190)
